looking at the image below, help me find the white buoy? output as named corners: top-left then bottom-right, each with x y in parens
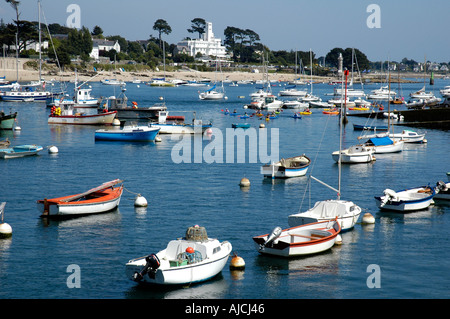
top-left (48, 145), bottom-right (59, 154)
top-left (112, 118), bottom-right (121, 126)
top-left (155, 136), bottom-right (162, 142)
top-left (335, 234), bottom-right (342, 245)
top-left (134, 194), bottom-right (148, 207)
top-left (205, 128), bottom-right (213, 135)
top-left (0, 223), bottom-right (12, 239)
top-left (239, 178), bottom-right (250, 187)
top-left (362, 213), bottom-right (375, 224)
top-left (259, 123), bottom-right (265, 128)
top-left (14, 126), bottom-right (21, 131)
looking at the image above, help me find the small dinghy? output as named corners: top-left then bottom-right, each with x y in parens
top-left (0, 144), bottom-right (43, 159)
top-left (374, 184), bottom-right (443, 212)
top-left (37, 179), bottom-right (123, 217)
top-left (126, 225), bottom-right (232, 285)
top-left (253, 219), bottom-right (341, 257)
top-left (261, 154), bottom-right (311, 178)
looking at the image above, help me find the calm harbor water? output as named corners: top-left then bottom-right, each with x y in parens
top-left (0, 77), bottom-right (449, 300)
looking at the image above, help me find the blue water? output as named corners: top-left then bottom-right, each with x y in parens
top-left (0, 78), bottom-right (449, 300)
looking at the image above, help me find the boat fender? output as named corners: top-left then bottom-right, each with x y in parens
top-left (133, 253), bottom-right (160, 281)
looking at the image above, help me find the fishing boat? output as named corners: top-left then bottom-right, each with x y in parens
top-left (374, 184), bottom-right (440, 212)
top-left (0, 144), bottom-right (43, 159)
top-left (125, 225), bottom-right (232, 285)
top-left (102, 87), bottom-right (166, 120)
top-left (48, 104), bottom-right (117, 125)
top-left (37, 179), bottom-right (123, 218)
top-left (95, 126), bottom-right (160, 141)
top-left (0, 111), bottom-right (17, 130)
top-left (253, 219), bottom-right (341, 257)
top-left (288, 70), bottom-right (362, 232)
top-left (261, 155), bottom-right (311, 179)
top-left (331, 144), bottom-right (375, 164)
top-left (150, 111), bottom-right (212, 134)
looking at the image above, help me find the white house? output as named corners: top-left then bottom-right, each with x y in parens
top-left (90, 38), bottom-right (121, 60)
top-left (176, 22), bottom-right (228, 59)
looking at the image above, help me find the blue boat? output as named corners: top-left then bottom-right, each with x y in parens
top-left (95, 126), bottom-right (160, 141)
top-left (232, 123), bottom-right (251, 129)
top-left (0, 144), bottom-right (44, 159)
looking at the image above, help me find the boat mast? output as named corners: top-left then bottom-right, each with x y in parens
top-left (38, 0), bottom-right (42, 83)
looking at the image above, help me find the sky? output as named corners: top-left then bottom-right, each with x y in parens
top-left (1, 0), bottom-right (449, 63)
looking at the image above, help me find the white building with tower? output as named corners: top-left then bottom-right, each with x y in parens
top-left (176, 22), bottom-right (228, 59)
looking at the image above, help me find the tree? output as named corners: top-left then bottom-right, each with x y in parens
top-left (91, 25), bottom-right (103, 37)
top-left (187, 18), bottom-right (206, 39)
top-left (152, 19), bottom-right (171, 48)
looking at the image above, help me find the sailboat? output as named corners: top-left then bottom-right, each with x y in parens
top-left (301, 49), bottom-right (321, 103)
top-left (359, 71), bottom-right (404, 154)
top-left (199, 59), bottom-right (226, 100)
top-left (0, 1), bottom-right (55, 102)
top-left (148, 42), bottom-right (174, 87)
top-left (333, 49), bottom-right (366, 97)
top-left (288, 70), bottom-right (362, 232)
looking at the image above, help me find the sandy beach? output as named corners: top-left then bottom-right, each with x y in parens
top-left (0, 57), bottom-right (429, 84)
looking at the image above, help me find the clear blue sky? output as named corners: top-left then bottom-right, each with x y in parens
top-left (1, 0), bottom-right (449, 63)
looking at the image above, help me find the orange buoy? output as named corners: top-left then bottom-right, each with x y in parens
top-left (230, 252), bottom-right (245, 270)
top-left (186, 247), bottom-right (194, 254)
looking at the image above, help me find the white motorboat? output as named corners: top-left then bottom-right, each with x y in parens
top-left (101, 79), bottom-right (126, 86)
top-left (331, 144), bottom-right (375, 164)
top-left (261, 155), bottom-right (311, 179)
top-left (389, 130), bottom-right (426, 143)
top-left (410, 87), bottom-right (434, 99)
top-left (309, 100), bottom-right (334, 108)
top-left (434, 181), bottom-right (450, 201)
top-left (328, 97), bottom-right (356, 107)
top-left (374, 185), bottom-right (439, 212)
top-left (279, 87), bottom-right (307, 97)
top-left (125, 225), bottom-right (232, 285)
top-left (282, 99), bottom-right (309, 109)
top-left (150, 111), bottom-right (212, 134)
top-left (253, 219), bottom-right (341, 257)
top-left (301, 93), bottom-right (321, 102)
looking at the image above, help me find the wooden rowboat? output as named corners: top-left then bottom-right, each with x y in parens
top-left (37, 179), bottom-right (123, 218)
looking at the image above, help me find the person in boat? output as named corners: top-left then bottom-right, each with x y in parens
top-left (233, 109), bottom-right (237, 113)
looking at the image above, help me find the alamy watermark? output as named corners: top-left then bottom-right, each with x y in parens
top-left (66, 264), bottom-right (81, 288)
top-left (66, 4), bottom-right (81, 29)
top-left (366, 4), bottom-right (381, 29)
top-left (366, 264), bottom-right (381, 288)
top-left (170, 126), bottom-right (279, 164)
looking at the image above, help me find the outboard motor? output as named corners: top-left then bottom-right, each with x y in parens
top-left (381, 189), bottom-right (397, 206)
top-left (133, 253), bottom-right (160, 282)
top-left (435, 181), bottom-right (447, 193)
top-left (260, 226), bottom-right (282, 250)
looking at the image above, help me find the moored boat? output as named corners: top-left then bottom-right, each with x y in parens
top-left (253, 219), bottom-right (341, 257)
top-left (0, 111), bottom-right (17, 130)
top-left (37, 179), bottom-right (123, 217)
top-left (95, 126), bottom-right (160, 142)
top-left (0, 144), bottom-right (43, 159)
top-left (125, 225), bottom-right (232, 285)
top-left (331, 144), bottom-right (375, 164)
top-left (261, 155), bottom-right (311, 178)
top-left (374, 185), bottom-right (438, 212)
top-left (48, 104), bottom-right (117, 125)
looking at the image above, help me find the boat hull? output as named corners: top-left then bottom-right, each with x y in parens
top-left (0, 91), bottom-right (54, 101)
top-left (253, 220), bottom-right (340, 257)
top-left (95, 127), bottom-right (160, 141)
top-left (261, 155), bottom-right (311, 178)
top-left (48, 111), bottom-right (117, 125)
top-left (374, 186), bottom-right (435, 212)
top-left (125, 240), bottom-right (232, 285)
top-left (0, 145), bottom-right (43, 158)
top-left (37, 185), bottom-right (123, 217)
top-left (332, 146), bottom-right (375, 163)
top-left (0, 112), bottom-right (17, 130)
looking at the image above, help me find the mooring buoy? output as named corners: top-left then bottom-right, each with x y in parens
top-left (134, 194), bottom-right (148, 207)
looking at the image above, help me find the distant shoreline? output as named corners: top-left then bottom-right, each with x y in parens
top-left (0, 58), bottom-right (443, 84)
